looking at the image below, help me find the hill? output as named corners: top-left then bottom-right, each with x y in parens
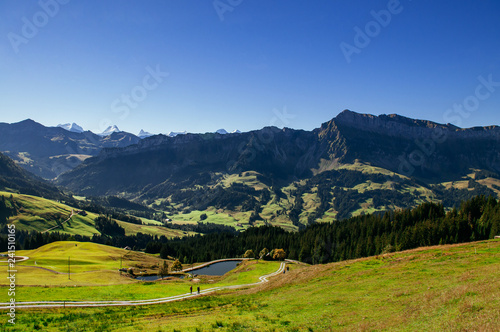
top-left (56, 111), bottom-right (500, 229)
top-left (2, 241), bottom-right (167, 286)
top-left (0, 191), bottom-right (193, 240)
top-left (3, 240), bottom-right (499, 331)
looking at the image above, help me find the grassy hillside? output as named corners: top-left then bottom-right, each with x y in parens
top-left (152, 162), bottom-right (500, 232)
top-left (2, 240), bottom-right (499, 331)
top-left (2, 191), bottom-right (99, 236)
top-left (0, 241), bottom-right (280, 299)
top-left (0, 241), bottom-right (167, 286)
top-left (1, 191), bottom-right (190, 238)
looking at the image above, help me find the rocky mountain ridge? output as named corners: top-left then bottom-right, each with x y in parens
top-left (334, 110), bottom-right (500, 140)
top-left (57, 110), bottom-right (500, 198)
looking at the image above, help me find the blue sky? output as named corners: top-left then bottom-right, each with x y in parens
top-left (1, 0), bottom-right (499, 135)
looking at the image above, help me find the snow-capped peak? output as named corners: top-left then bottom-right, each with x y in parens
top-left (167, 131), bottom-right (187, 137)
top-left (138, 129), bottom-right (154, 139)
top-left (99, 125), bottom-right (121, 136)
top-left (57, 123), bottom-right (84, 133)
top-left (232, 129), bottom-right (242, 134)
top-left (216, 129), bottom-right (228, 135)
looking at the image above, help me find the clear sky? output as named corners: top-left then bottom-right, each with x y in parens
top-left (1, 0), bottom-right (499, 135)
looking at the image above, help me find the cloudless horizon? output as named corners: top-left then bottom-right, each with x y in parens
top-left (1, 0), bottom-right (500, 135)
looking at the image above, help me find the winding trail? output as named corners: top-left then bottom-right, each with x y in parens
top-left (0, 262), bottom-right (286, 310)
top-left (42, 209), bottom-right (75, 233)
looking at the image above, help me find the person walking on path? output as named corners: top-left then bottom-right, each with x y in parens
top-left (190, 286), bottom-right (192, 294)
top-left (197, 286), bottom-right (200, 294)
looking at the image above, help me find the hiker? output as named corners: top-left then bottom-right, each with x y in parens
top-left (197, 286), bottom-right (200, 294)
top-left (190, 286), bottom-right (192, 294)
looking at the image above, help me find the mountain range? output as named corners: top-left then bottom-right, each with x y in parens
top-left (50, 110), bottom-right (500, 227)
top-left (0, 119), bottom-right (140, 179)
top-left (1, 110), bottom-right (499, 228)
top-left (0, 119), bottom-right (245, 180)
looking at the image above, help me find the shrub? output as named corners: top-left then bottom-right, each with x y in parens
top-left (273, 249), bottom-right (286, 261)
top-left (243, 249), bottom-right (255, 258)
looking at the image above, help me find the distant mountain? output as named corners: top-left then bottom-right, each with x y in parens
top-left (55, 110), bottom-right (500, 227)
top-left (138, 130), bottom-right (154, 139)
top-left (0, 152), bottom-right (63, 199)
top-left (215, 129), bottom-right (241, 134)
top-left (0, 119), bottom-right (140, 179)
top-left (99, 125), bottom-right (121, 136)
top-left (57, 123), bottom-right (84, 133)
top-left (167, 131), bottom-right (187, 137)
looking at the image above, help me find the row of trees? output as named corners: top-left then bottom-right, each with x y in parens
top-left (2, 195), bottom-right (499, 266)
top-left (148, 195), bottom-right (500, 264)
top-left (243, 248), bottom-right (286, 260)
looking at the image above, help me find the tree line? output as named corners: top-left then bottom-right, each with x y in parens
top-left (1, 195), bottom-right (499, 266)
top-left (147, 195), bottom-right (500, 264)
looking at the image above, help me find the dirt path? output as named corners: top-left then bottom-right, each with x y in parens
top-left (0, 262), bottom-right (285, 309)
top-left (42, 209), bottom-right (75, 233)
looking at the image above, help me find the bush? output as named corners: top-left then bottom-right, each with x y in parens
top-left (171, 259), bottom-right (183, 271)
top-left (273, 249), bottom-right (286, 261)
top-left (259, 248), bottom-right (270, 260)
top-left (243, 249), bottom-right (255, 258)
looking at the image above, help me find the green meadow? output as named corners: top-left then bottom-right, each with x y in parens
top-left (1, 240), bottom-right (498, 331)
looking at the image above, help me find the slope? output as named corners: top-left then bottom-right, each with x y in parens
top-left (1, 191), bottom-right (192, 239)
top-left (3, 240), bottom-right (499, 331)
top-left (0, 152), bottom-right (63, 200)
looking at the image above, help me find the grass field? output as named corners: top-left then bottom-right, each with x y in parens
top-left (0, 241), bottom-right (168, 287)
top-left (0, 241), bottom-right (281, 301)
top-left (1, 240), bottom-right (498, 331)
top-left (116, 219), bottom-right (195, 238)
top-left (170, 209), bottom-right (248, 230)
top-left (0, 242), bottom-right (279, 302)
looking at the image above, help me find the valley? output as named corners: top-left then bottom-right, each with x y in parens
top-left (1, 111), bottom-right (500, 331)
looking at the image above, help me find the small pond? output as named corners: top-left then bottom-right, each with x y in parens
top-left (189, 260), bottom-right (242, 276)
top-left (134, 260), bottom-right (242, 281)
